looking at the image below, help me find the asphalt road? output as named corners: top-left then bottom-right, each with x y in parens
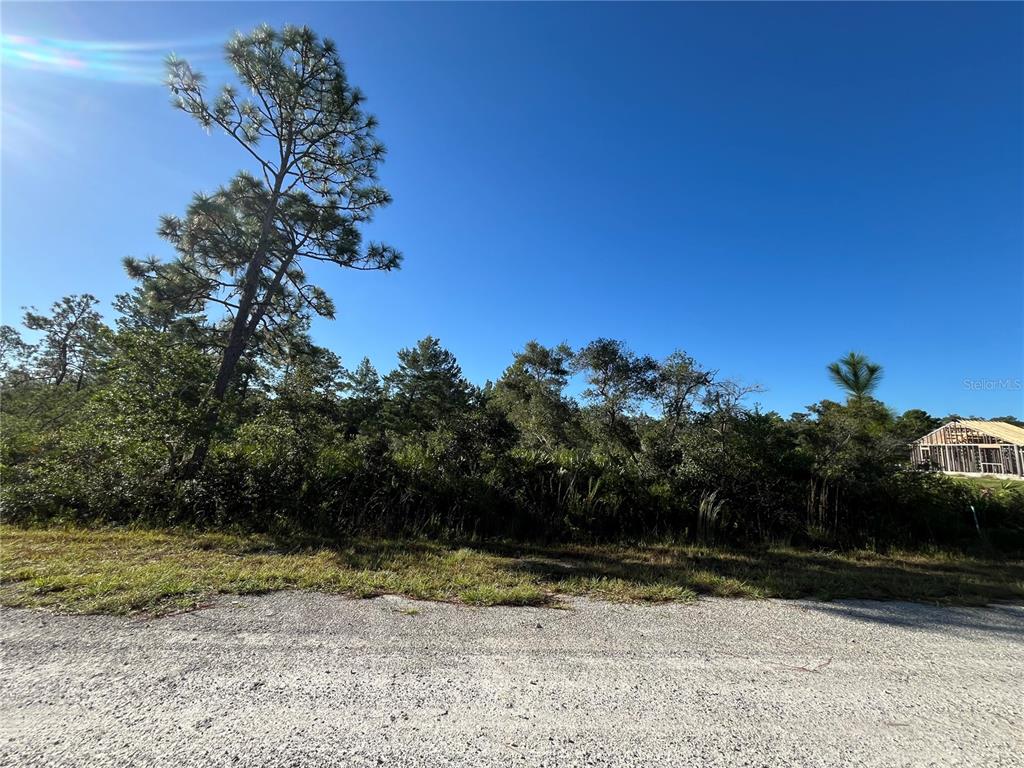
top-left (1, 594), bottom-right (1022, 767)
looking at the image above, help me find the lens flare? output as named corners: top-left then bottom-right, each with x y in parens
top-left (0, 33), bottom-right (221, 84)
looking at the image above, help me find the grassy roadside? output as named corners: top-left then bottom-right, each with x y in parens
top-left (1, 524), bottom-right (1022, 615)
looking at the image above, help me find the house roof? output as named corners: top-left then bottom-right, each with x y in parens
top-left (958, 420), bottom-right (1024, 446)
top-left (912, 419), bottom-right (1024, 446)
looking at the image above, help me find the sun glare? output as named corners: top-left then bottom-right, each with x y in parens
top-left (0, 33), bottom-right (219, 84)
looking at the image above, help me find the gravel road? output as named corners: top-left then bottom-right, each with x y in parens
top-left (1, 593), bottom-right (1022, 767)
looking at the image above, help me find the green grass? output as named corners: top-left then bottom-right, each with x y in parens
top-left (952, 475), bottom-right (1024, 492)
top-left (1, 525), bottom-right (1022, 615)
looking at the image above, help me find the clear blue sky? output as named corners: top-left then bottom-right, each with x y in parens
top-left (2, 2), bottom-right (1022, 418)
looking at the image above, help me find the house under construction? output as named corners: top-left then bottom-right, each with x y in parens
top-left (910, 420), bottom-right (1024, 479)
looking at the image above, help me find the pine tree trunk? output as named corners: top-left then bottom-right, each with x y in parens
top-left (177, 167), bottom-right (290, 480)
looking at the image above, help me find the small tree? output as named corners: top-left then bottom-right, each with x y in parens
top-left (655, 350), bottom-right (714, 438)
top-left (0, 325), bottom-right (34, 386)
top-left (571, 338), bottom-right (658, 432)
top-left (386, 337), bottom-right (471, 431)
top-left (798, 397), bottom-right (901, 539)
top-left (494, 341), bottom-right (577, 450)
top-left (895, 408), bottom-right (940, 442)
top-left (341, 357), bottom-right (385, 434)
top-left (130, 25), bottom-right (401, 473)
top-left (20, 294), bottom-right (106, 390)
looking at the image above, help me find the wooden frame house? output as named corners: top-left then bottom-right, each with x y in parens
top-left (910, 420), bottom-right (1024, 478)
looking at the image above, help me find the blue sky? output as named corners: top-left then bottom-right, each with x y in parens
top-left (2, 2), bottom-right (1022, 418)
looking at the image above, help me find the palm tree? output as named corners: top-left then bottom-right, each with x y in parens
top-left (828, 352), bottom-right (883, 402)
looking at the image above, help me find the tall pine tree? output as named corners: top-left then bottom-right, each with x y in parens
top-left (127, 25), bottom-right (401, 473)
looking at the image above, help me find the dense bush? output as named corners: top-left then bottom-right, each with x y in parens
top-left (2, 308), bottom-right (1021, 552)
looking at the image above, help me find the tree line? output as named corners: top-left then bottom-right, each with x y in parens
top-left (2, 292), bottom-right (1021, 547)
top-left (1, 25), bottom-right (1021, 549)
